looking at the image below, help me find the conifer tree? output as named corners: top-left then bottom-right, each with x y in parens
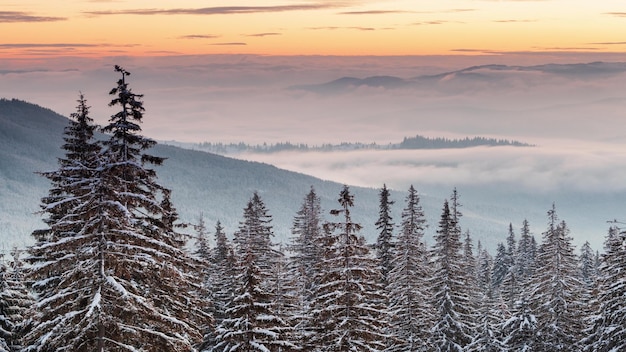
top-left (0, 249), bottom-right (33, 352)
top-left (213, 193), bottom-right (295, 352)
top-left (375, 184), bottom-right (395, 286)
top-left (307, 185), bottom-right (389, 351)
top-left (289, 187), bottom-right (324, 303)
top-left (501, 296), bottom-right (538, 351)
top-left (527, 205), bottom-right (583, 351)
top-left (27, 69), bottom-right (205, 351)
top-left (491, 242), bottom-right (508, 291)
top-left (386, 185), bottom-right (431, 351)
top-left (287, 187), bottom-right (324, 345)
top-left (516, 219), bottom-right (536, 280)
top-left (582, 226), bottom-right (626, 352)
top-left (428, 200), bottom-right (473, 351)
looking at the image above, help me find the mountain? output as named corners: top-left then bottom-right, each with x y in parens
top-left (0, 99), bottom-right (618, 253)
top-left (289, 62), bottom-right (626, 94)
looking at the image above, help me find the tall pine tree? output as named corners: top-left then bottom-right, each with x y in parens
top-left (386, 185), bottom-right (431, 351)
top-left (27, 69), bottom-right (206, 351)
top-left (307, 185), bottom-right (389, 351)
top-left (428, 200), bottom-right (473, 351)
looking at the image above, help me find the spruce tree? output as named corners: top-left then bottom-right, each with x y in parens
top-left (386, 185), bottom-right (431, 351)
top-left (213, 193), bottom-right (295, 351)
top-left (307, 185), bottom-right (389, 351)
top-left (27, 69), bottom-right (206, 351)
top-left (527, 205), bottom-right (583, 351)
top-left (287, 187), bottom-right (324, 345)
top-left (0, 249), bottom-right (33, 352)
top-left (582, 226), bottom-right (626, 352)
top-left (501, 296), bottom-right (538, 351)
top-left (375, 184), bottom-right (395, 286)
top-left (428, 200), bottom-right (473, 351)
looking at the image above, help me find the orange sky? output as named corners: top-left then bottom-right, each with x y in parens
top-left (2, 0), bottom-right (626, 58)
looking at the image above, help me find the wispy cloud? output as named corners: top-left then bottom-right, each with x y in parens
top-left (0, 11), bottom-right (66, 22)
top-left (85, 4), bottom-right (344, 16)
top-left (245, 32), bottom-right (282, 37)
top-left (588, 41), bottom-right (626, 45)
top-left (605, 12), bottom-right (626, 17)
top-left (337, 10), bottom-right (413, 15)
top-left (178, 34), bottom-right (221, 40)
top-left (0, 43), bottom-right (139, 49)
top-left (308, 26), bottom-right (378, 31)
top-left (210, 42), bottom-right (247, 46)
top-left (493, 19), bottom-right (537, 23)
top-left (411, 21), bottom-right (453, 26)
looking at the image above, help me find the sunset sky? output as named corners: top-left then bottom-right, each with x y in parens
top-left (3, 0), bottom-right (626, 58)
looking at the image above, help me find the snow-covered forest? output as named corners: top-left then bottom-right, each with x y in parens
top-left (1, 66), bottom-right (624, 351)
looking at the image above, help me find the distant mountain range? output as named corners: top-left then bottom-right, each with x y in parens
top-left (0, 98), bottom-right (620, 253)
top-left (290, 62), bottom-right (626, 93)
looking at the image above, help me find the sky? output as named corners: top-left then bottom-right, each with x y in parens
top-left (2, 1), bottom-right (626, 212)
top-left (2, 0), bottom-right (626, 57)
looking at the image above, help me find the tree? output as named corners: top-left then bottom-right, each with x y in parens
top-left (27, 69), bottom-right (206, 351)
top-left (516, 220), bottom-right (536, 280)
top-left (386, 185), bottom-right (431, 351)
top-left (307, 185), bottom-right (389, 351)
top-left (527, 205), bottom-right (583, 351)
top-left (288, 187), bottom-right (324, 302)
top-left (491, 243), bottom-right (508, 291)
top-left (501, 296), bottom-right (538, 351)
top-left (428, 200), bottom-right (473, 351)
top-left (0, 249), bottom-right (33, 352)
top-left (582, 226), bottom-right (626, 352)
top-left (213, 193), bottom-right (295, 352)
top-left (287, 187), bottom-right (324, 345)
top-left (375, 184), bottom-right (395, 286)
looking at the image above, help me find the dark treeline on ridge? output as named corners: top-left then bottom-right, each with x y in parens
top-left (186, 134), bottom-right (532, 155)
top-left (0, 67), bottom-right (623, 352)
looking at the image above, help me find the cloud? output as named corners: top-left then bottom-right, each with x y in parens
top-left (0, 11), bottom-right (66, 22)
top-left (85, 4), bottom-right (344, 16)
top-left (588, 41), bottom-right (626, 45)
top-left (210, 42), bottom-right (247, 46)
top-left (245, 33), bottom-right (282, 37)
top-left (337, 10), bottom-right (413, 15)
top-left (178, 34), bottom-right (221, 40)
top-left (0, 43), bottom-right (139, 49)
top-left (493, 19), bottom-right (537, 23)
top-left (230, 142), bottom-right (626, 193)
top-left (411, 21), bottom-right (451, 26)
top-left (307, 26), bottom-right (377, 31)
top-left (605, 12), bottom-right (626, 17)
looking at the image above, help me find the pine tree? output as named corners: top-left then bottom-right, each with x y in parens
top-left (582, 226), bottom-right (626, 352)
top-left (491, 243), bottom-right (508, 291)
top-left (516, 219), bottom-right (536, 280)
top-left (27, 69), bottom-right (206, 351)
top-left (287, 187), bottom-right (324, 345)
top-left (527, 205), bottom-right (583, 351)
top-left (307, 185), bottom-right (389, 351)
top-left (375, 184), bottom-right (395, 286)
top-left (386, 185), bottom-right (431, 351)
top-left (213, 193), bottom-right (295, 352)
top-left (0, 249), bottom-right (33, 352)
top-left (288, 187), bottom-right (324, 302)
top-left (501, 296), bottom-right (538, 351)
top-left (428, 200), bottom-right (473, 351)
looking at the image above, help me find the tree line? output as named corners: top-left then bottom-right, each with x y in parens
top-left (0, 66), bottom-right (622, 351)
top-left (192, 135), bottom-right (531, 155)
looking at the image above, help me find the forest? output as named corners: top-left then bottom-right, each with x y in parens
top-left (0, 66), bottom-right (623, 352)
top-left (188, 135), bottom-right (531, 155)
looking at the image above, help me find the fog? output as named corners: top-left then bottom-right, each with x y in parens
top-left (2, 53), bottom-right (626, 194)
